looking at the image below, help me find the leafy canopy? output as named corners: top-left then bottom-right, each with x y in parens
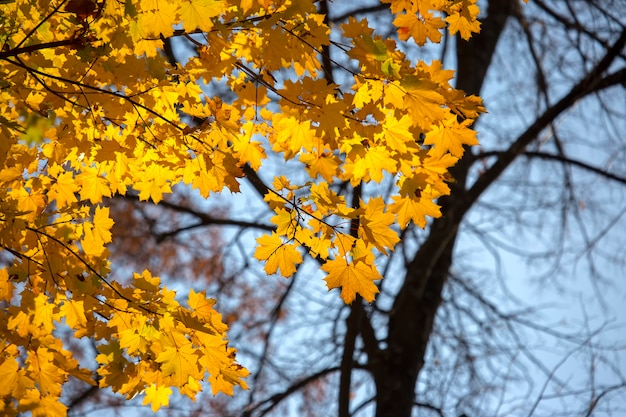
top-left (0, 0), bottom-right (483, 414)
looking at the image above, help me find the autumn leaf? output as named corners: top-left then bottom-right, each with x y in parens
top-left (0, 269), bottom-right (14, 302)
top-left (60, 299), bottom-right (88, 331)
top-left (273, 117), bottom-right (316, 159)
top-left (82, 206), bottom-right (114, 256)
top-left (379, 113), bottom-right (415, 153)
top-left (188, 289), bottom-right (217, 322)
top-left (232, 125), bottom-right (266, 170)
top-left (139, 2), bottom-right (178, 37)
top-left (180, 0), bottom-right (223, 32)
top-left (270, 208), bottom-right (298, 236)
top-left (156, 342), bottom-right (202, 387)
top-left (9, 187), bottom-right (46, 222)
top-left (390, 194), bottom-right (441, 228)
top-left (300, 151), bottom-right (340, 182)
top-left (254, 233), bottom-right (303, 278)
top-left (0, 357), bottom-right (20, 397)
top-left (359, 197), bottom-right (400, 254)
top-left (345, 145), bottom-right (398, 185)
top-left (48, 171), bottom-right (78, 208)
top-left (393, 12), bottom-right (444, 45)
top-left (423, 114), bottom-right (479, 158)
top-left (135, 163), bottom-right (173, 203)
top-left (27, 347), bottom-right (66, 397)
top-left (77, 168), bottom-right (112, 204)
top-left (0, 0), bottom-right (486, 411)
top-left (322, 257), bottom-right (381, 303)
top-left (0, 166), bottom-right (24, 185)
top-left (445, 0), bottom-right (481, 40)
top-left (142, 384), bottom-right (172, 412)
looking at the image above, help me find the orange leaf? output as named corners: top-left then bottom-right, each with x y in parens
top-left (393, 12), bottom-right (444, 45)
top-left (49, 171), bottom-right (78, 208)
top-left (0, 356), bottom-right (20, 397)
top-left (156, 342), bottom-right (202, 387)
top-left (424, 115), bottom-right (479, 158)
top-left (359, 197), bottom-right (400, 254)
top-left (390, 194), bottom-right (441, 228)
top-left (445, 1), bottom-right (481, 40)
top-left (322, 257), bottom-right (381, 303)
top-left (27, 347), bottom-right (66, 397)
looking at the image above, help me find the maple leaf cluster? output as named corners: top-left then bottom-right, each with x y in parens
top-left (0, 0), bottom-right (484, 414)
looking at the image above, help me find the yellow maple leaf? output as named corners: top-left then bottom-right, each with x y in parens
top-left (135, 163), bottom-right (172, 203)
top-left (179, 375), bottom-right (202, 399)
top-left (82, 206), bottom-right (114, 256)
top-left (142, 384), bottom-right (172, 412)
top-left (359, 197), bottom-right (400, 254)
top-left (24, 392), bottom-right (68, 417)
top-left (33, 294), bottom-right (56, 336)
top-left (0, 166), bottom-right (23, 185)
top-left (322, 257), bottom-right (381, 303)
top-left (309, 182), bottom-right (348, 216)
top-left (390, 194), bottom-right (441, 228)
top-left (9, 188), bottom-right (46, 222)
top-left (424, 115), bottom-right (479, 158)
top-left (60, 299), bottom-right (87, 330)
top-left (7, 310), bottom-right (33, 339)
top-left (180, 0), bottom-right (223, 32)
top-left (400, 78), bottom-right (446, 129)
top-left (0, 269), bottom-right (14, 302)
top-left (254, 233), bottom-right (303, 278)
top-left (1, 364), bottom-right (34, 400)
top-left (119, 325), bottom-right (148, 356)
top-left (139, 2), bottom-right (178, 38)
top-left (187, 289), bottom-right (228, 333)
top-left (270, 208), bottom-right (298, 236)
top-left (445, 1), bottom-right (481, 40)
top-left (27, 347), bottom-right (66, 397)
top-left (379, 113), bottom-right (415, 153)
top-left (133, 269), bottom-right (161, 291)
top-left (0, 357), bottom-right (20, 397)
top-left (156, 342), bottom-right (202, 387)
top-left (188, 289), bottom-right (216, 320)
top-left (232, 127), bottom-right (266, 170)
top-left (393, 12), bottom-right (444, 45)
top-left (273, 117), bottom-right (316, 159)
top-left (77, 168), bottom-right (112, 204)
top-left (300, 151), bottom-right (340, 182)
top-left (346, 145), bottom-right (398, 185)
top-left (48, 171), bottom-right (78, 208)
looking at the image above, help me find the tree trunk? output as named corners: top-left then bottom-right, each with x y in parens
top-left (373, 1), bottom-right (516, 415)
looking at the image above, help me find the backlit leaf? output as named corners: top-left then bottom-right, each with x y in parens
top-left (254, 233), bottom-right (303, 278)
top-left (322, 257), bottom-right (381, 303)
top-left (142, 384), bottom-right (172, 412)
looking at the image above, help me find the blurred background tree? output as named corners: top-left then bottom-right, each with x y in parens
top-left (66, 1), bottom-right (626, 416)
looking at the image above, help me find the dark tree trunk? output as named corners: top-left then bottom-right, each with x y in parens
top-left (372, 1), bottom-right (516, 416)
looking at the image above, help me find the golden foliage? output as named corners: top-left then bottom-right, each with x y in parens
top-left (0, 0), bottom-right (484, 413)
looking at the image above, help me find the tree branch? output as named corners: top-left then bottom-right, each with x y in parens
top-left (0, 38), bottom-right (84, 59)
top-left (466, 28), bottom-right (626, 210)
top-left (477, 150), bottom-right (626, 186)
top-left (246, 366), bottom-right (341, 417)
top-left (114, 194), bottom-right (275, 240)
top-left (242, 163), bottom-right (271, 199)
top-left (245, 275), bottom-right (298, 410)
top-left (330, 3), bottom-right (389, 24)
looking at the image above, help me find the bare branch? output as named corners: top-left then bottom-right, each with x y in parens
top-left (477, 150), bottom-right (626, 185)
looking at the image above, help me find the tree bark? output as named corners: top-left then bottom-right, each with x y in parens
top-left (373, 1), bottom-right (516, 416)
